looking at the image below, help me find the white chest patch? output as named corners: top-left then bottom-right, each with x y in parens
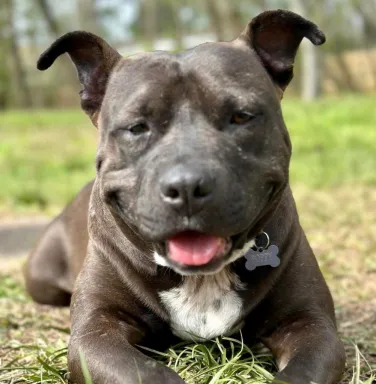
top-left (159, 268), bottom-right (245, 341)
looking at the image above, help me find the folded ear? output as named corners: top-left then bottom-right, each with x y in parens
top-left (37, 31), bottom-right (121, 126)
top-left (239, 9), bottom-right (325, 92)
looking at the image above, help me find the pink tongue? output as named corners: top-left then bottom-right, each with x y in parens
top-left (167, 231), bottom-right (225, 266)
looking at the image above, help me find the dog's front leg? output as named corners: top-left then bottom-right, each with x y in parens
top-left (68, 310), bottom-right (185, 384)
top-left (262, 316), bottom-right (346, 384)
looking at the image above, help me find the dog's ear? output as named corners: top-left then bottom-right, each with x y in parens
top-left (37, 31), bottom-right (121, 126)
top-left (238, 9), bottom-right (325, 92)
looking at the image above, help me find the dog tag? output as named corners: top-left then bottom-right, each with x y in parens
top-left (245, 244), bottom-right (280, 271)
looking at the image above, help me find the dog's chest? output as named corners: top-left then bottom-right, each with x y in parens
top-left (159, 269), bottom-right (244, 341)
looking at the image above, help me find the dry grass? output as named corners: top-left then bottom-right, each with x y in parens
top-left (1, 186), bottom-right (375, 383)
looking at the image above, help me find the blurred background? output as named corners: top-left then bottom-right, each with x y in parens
top-left (1, 0), bottom-right (376, 108)
top-left (0, 2), bottom-right (375, 382)
top-left (0, 0), bottom-right (375, 209)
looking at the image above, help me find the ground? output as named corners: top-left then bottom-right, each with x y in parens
top-left (0, 96), bottom-right (375, 383)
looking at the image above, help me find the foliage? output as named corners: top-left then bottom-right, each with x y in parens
top-left (1, 1), bottom-right (376, 108)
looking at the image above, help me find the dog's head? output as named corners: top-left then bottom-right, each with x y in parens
top-left (38, 10), bottom-right (325, 275)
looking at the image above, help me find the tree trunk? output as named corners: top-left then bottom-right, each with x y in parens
top-left (77, 0), bottom-right (102, 35)
top-left (167, 0), bottom-right (183, 51)
top-left (226, 4), bottom-right (243, 40)
top-left (140, 0), bottom-right (158, 48)
top-left (0, 2), bottom-right (10, 108)
top-left (354, 0), bottom-right (376, 45)
top-left (290, 0), bottom-right (322, 101)
top-left (35, 0), bottom-right (60, 37)
top-left (5, 0), bottom-right (32, 108)
top-left (205, 0), bottom-right (225, 40)
top-left (205, 0), bottom-right (243, 41)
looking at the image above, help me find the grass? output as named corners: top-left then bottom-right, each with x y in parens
top-left (0, 269), bottom-right (277, 383)
top-left (1, 95), bottom-right (376, 215)
top-left (0, 110), bottom-right (96, 215)
top-left (1, 284), bottom-right (373, 384)
top-left (1, 95), bottom-right (375, 383)
top-left (0, 270), bottom-right (275, 383)
top-left (140, 338), bottom-right (276, 383)
top-left (1, 185), bottom-right (375, 383)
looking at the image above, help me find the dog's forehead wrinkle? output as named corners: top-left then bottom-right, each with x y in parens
top-left (111, 46), bottom-right (269, 103)
top-left (182, 42), bottom-right (265, 78)
top-left (103, 55), bottom-right (278, 131)
top-left (113, 53), bottom-right (182, 83)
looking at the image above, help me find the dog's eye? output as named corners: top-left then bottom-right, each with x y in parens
top-left (127, 122), bottom-right (149, 135)
top-left (230, 112), bottom-right (255, 125)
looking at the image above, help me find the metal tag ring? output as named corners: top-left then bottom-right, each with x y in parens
top-left (256, 231), bottom-right (270, 249)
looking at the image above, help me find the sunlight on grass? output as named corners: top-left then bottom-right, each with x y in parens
top-left (283, 95), bottom-right (376, 188)
top-left (141, 336), bottom-right (276, 383)
top-left (79, 350), bottom-right (94, 384)
top-left (1, 95), bottom-right (376, 214)
top-left (1, 337), bottom-right (374, 384)
top-left (0, 342), bottom-right (69, 384)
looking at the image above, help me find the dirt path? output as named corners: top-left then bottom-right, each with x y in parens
top-left (0, 218), bottom-right (49, 258)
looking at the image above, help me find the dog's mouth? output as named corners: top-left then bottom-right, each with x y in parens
top-left (154, 230), bottom-right (251, 274)
top-left (166, 231), bottom-right (231, 267)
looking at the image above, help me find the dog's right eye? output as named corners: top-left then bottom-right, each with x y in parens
top-left (127, 122), bottom-right (149, 135)
top-left (230, 111), bottom-right (255, 125)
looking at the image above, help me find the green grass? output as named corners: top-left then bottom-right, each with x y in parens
top-left (0, 274), bottom-right (272, 383)
top-left (1, 95), bottom-right (375, 382)
top-left (0, 110), bottom-right (96, 215)
top-left (0, 273), bottom-right (276, 384)
top-left (1, 341), bottom-right (373, 384)
top-left (1, 191), bottom-right (375, 384)
top-left (141, 339), bottom-right (276, 383)
top-left (284, 95), bottom-right (376, 188)
top-left (1, 95), bottom-right (376, 214)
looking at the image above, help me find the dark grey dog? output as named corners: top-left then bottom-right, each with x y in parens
top-left (25, 9), bottom-right (346, 384)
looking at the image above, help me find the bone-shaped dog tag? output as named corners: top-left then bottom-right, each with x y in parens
top-left (245, 245), bottom-right (280, 271)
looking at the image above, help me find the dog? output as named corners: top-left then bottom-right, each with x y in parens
top-left (25, 9), bottom-right (346, 384)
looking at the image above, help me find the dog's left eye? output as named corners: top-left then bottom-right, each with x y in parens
top-left (230, 112), bottom-right (255, 125)
top-left (127, 122), bottom-right (149, 135)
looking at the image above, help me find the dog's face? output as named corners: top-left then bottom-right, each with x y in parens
top-left (38, 10), bottom-right (325, 275)
top-left (98, 45), bottom-right (289, 273)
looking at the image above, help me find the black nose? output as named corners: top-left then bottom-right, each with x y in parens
top-left (160, 165), bottom-right (214, 215)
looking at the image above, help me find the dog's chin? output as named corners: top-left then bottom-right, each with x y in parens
top-left (153, 231), bottom-right (256, 276)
